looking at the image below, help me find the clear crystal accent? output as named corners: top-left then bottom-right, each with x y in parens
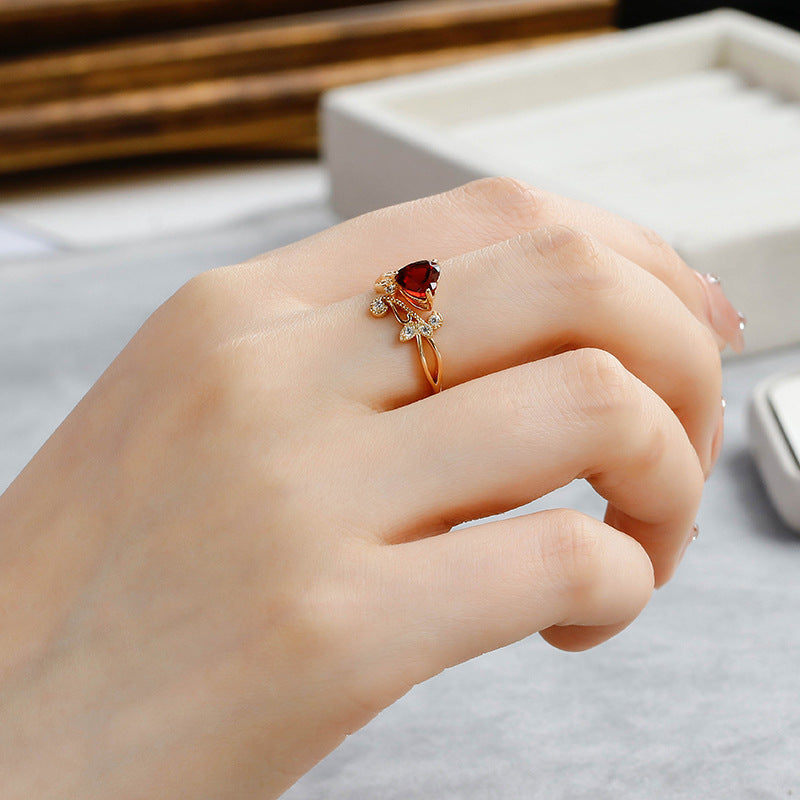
top-left (370, 298), bottom-right (388, 316)
top-left (428, 312), bottom-right (442, 329)
top-left (418, 323), bottom-right (433, 337)
top-left (400, 324), bottom-right (417, 341)
top-left (375, 277), bottom-right (397, 294)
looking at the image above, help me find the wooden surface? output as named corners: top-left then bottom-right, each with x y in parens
top-left (0, 31), bottom-right (612, 173)
top-left (0, 0), bottom-right (616, 175)
top-left (0, 0), bottom-right (391, 54)
top-left (0, 0), bottom-right (615, 106)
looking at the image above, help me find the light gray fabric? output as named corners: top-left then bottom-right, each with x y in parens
top-left (2, 200), bottom-right (799, 798)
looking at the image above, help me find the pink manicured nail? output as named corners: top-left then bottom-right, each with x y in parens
top-left (693, 272), bottom-right (746, 353)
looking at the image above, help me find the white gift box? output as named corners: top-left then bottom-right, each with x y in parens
top-left (323, 10), bottom-right (800, 354)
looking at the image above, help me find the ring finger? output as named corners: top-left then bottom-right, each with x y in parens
top-left (338, 224), bottom-right (722, 474)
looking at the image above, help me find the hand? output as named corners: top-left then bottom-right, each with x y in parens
top-left (0, 178), bottom-right (738, 798)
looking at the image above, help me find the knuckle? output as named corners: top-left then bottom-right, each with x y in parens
top-left (640, 224), bottom-right (676, 258)
top-left (526, 225), bottom-right (616, 294)
top-left (261, 549), bottom-right (400, 726)
top-left (262, 580), bottom-right (358, 682)
top-left (639, 225), bottom-right (686, 281)
top-left (163, 268), bottom-right (244, 344)
top-left (562, 350), bottom-right (677, 479)
top-left (538, 510), bottom-right (602, 600)
top-left (561, 348), bottom-right (638, 418)
top-left (173, 268), bottom-right (229, 315)
top-left (262, 542), bottom-right (375, 655)
top-left (458, 176), bottom-right (546, 231)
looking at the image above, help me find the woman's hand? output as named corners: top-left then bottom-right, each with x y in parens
top-left (0, 178), bottom-right (739, 798)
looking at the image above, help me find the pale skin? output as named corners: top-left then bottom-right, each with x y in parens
top-left (0, 178), bottom-right (745, 798)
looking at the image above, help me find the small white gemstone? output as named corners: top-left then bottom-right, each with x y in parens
top-left (428, 312), bottom-right (442, 329)
top-left (418, 323), bottom-right (433, 337)
top-left (370, 298), bottom-right (388, 316)
top-left (375, 278), bottom-right (397, 294)
top-left (400, 324), bottom-right (417, 341)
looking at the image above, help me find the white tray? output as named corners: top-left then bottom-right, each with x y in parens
top-left (323, 10), bottom-right (800, 354)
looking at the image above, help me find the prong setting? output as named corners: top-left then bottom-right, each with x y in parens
top-left (368, 260), bottom-right (443, 392)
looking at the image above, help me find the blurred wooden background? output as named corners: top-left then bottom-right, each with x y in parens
top-left (0, 0), bottom-right (617, 175)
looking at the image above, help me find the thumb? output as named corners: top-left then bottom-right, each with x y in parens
top-left (384, 508), bottom-right (655, 682)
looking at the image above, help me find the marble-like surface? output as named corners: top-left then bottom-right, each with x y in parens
top-left (0, 161), bottom-right (326, 254)
top-left (2, 199), bottom-right (799, 798)
top-left (0, 218), bottom-right (56, 260)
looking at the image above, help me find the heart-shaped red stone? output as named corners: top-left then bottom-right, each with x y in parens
top-left (396, 260), bottom-right (439, 300)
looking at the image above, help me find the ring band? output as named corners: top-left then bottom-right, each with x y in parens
top-left (369, 259), bottom-right (443, 393)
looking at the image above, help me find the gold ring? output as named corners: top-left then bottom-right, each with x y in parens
top-left (369, 259), bottom-right (443, 393)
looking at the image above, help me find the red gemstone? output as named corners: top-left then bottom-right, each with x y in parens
top-left (395, 260), bottom-right (439, 300)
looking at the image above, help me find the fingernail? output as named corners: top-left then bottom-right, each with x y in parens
top-left (693, 272), bottom-right (746, 353)
top-left (679, 523), bottom-right (700, 563)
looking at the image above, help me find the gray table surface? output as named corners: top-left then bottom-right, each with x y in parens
top-left (2, 199), bottom-right (799, 799)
